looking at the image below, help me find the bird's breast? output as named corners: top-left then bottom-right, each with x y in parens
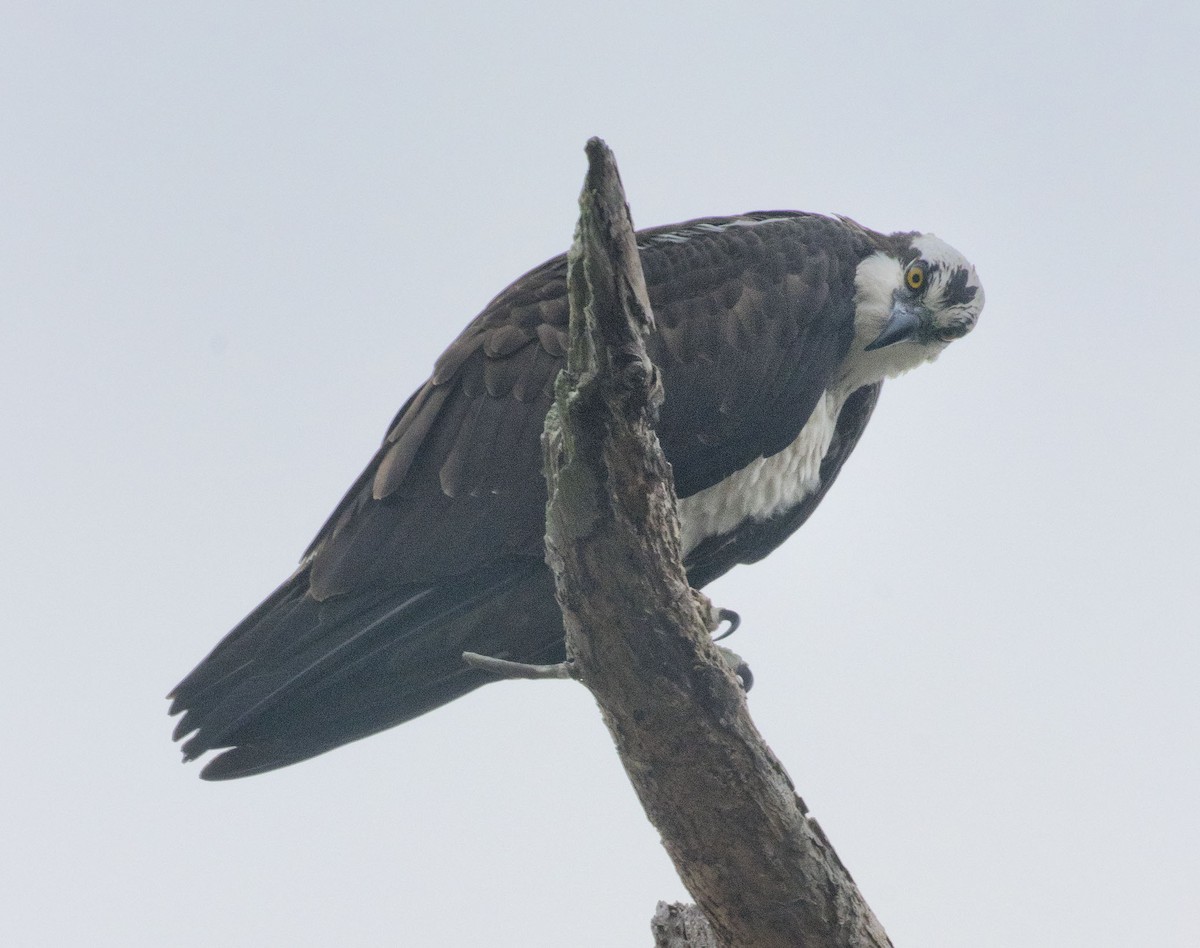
top-left (677, 389), bottom-right (844, 553)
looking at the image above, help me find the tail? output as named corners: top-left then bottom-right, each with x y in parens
top-left (168, 557), bottom-right (563, 779)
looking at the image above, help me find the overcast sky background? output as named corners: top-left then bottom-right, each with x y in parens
top-left (2, 2), bottom-right (1197, 946)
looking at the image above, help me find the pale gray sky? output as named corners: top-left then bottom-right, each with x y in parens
top-left (2, 2), bottom-right (1197, 946)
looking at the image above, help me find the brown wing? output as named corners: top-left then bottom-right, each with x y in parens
top-left (170, 212), bottom-right (879, 777)
top-left (304, 212), bottom-right (872, 600)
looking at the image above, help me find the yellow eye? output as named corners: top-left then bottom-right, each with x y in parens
top-left (905, 264), bottom-right (926, 291)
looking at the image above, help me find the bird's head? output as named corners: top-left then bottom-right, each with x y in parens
top-left (849, 231), bottom-right (985, 383)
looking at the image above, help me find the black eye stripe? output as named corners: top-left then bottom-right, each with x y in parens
top-left (943, 268), bottom-right (978, 306)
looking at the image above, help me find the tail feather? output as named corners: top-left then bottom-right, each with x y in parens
top-left (178, 587), bottom-right (437, 757)
top-left (169, 556), bottom-right (564, 779)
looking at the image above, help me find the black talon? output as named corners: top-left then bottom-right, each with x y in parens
top-left (735, 661), bottom-right (754, 692)
top-left (714, 645), bottom-right (753, 693)
top-left (714, 607), bottom-right (741, 641)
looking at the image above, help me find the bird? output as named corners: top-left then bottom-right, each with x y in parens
top-left (170, 210), bottom-right (984, 779)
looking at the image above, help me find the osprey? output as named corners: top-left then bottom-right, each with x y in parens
top-left (170, 211), bottom-right (984, 779)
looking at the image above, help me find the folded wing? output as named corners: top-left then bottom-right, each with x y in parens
top-left (169, 212), bottom-right (880, 777)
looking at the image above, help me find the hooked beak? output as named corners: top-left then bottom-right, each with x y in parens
top-left (865, 298), bottom-right (930, 351)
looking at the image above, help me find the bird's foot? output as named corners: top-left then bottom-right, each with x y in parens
top-left (694, 591), bottom-right (741, 641)
top-left (689, 592), bottom-right (752, 689)
top-left (713, 607), bottom-right (741, 641)
top-left (716, 645), bottom-right (754, 692)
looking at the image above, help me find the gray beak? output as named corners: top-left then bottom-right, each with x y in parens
top-left (865, 298), bottom-right (929, 351)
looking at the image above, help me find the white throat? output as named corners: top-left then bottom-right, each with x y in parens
top-left (840, 251), bottom-right (946, 392)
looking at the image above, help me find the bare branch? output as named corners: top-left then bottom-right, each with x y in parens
top-left (652, 902), bottom-right (720, 948)
top-left (542, 137), bottom-right (893, 948)
top-left (461, 652), bottom-right (577, 680)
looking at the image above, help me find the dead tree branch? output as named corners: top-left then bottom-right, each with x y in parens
top-left (652, 902), bottom-right (721, 948)
top-left (541, 137), bottom-right (894, 948)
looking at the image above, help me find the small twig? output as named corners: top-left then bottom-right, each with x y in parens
top-left (462, 651), bottom-right (578, 680)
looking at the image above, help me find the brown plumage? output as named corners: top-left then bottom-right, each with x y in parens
top-left (170, 212), bottom-right (898, 779)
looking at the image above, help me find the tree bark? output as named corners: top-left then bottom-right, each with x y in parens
top-left (652, 902), bottom-right (721, 948)
top-left (541, 138), bottom-right (894, 948)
